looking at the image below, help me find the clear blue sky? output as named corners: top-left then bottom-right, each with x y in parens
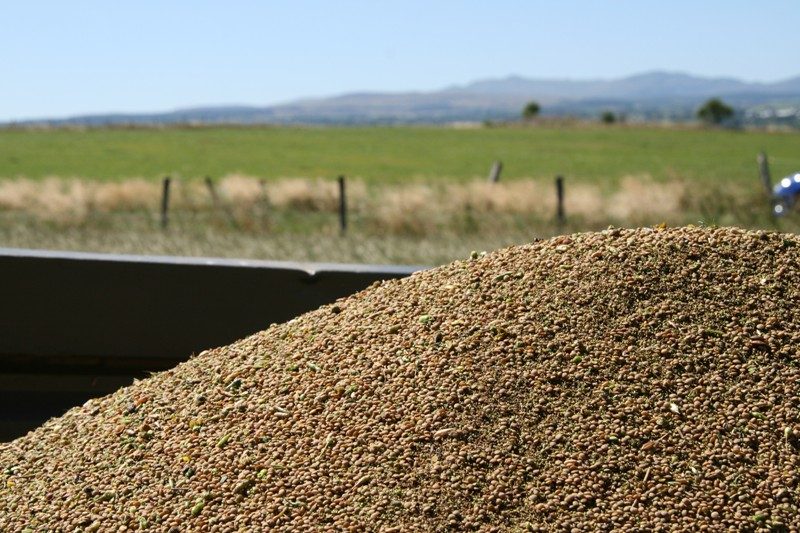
top-left (2, 0), bottom-right (798, 121)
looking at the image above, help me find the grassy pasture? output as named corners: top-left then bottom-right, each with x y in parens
top-left (1, 125), bottom-right (798, 186)
top-left (0, 124), bottom-right (797, 264)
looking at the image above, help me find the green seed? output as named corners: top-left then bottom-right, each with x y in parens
top-left (190, 500), bottom-right (205, 517)
top-left (493, 271), bottom-right (513, 282)
top-left (234, 479), bottom-right (255, 496)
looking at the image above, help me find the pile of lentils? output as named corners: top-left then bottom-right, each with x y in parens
top-left (3, 226), bottom-right (800, 531)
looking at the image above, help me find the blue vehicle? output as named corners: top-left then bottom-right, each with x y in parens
top-left (759, 152), bottom-right (800, 216)
top-left (772, 172), bottom-right (800, 216)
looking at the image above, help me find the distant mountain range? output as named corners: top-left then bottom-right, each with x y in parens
top-left (9, 71), bottom-right (800, 126)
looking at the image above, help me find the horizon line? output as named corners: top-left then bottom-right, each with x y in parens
top-left (5, 69), bottom-right (799, 124)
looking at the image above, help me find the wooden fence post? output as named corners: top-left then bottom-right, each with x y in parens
top-left (161, 177), bottom-right (171, 229)
top-left (257, 179), bottom-right (270, 227)
top-left (338, 175), bottom-right (347, 234)
top-left (205, 177), bottom-right (239, 228)
top-left (204, 176), bottom-right (220, 208)
top-left (488, 161), bottom-right (503, 183)
top-left (555, 175), bottom-right (565, 227)
top-left (758, 151), bottom-right (773, 195)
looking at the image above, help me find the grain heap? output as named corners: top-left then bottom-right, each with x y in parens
top-left (2, 226), bottom-right (800, 531)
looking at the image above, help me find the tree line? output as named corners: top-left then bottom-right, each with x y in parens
top-left (521, 98), bottom-right (735, 125)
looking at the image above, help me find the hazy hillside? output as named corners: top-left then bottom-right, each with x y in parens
top-left (9, 71), bottom-right (800, 126)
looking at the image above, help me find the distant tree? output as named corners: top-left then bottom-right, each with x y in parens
top-left (522, 101), bottom-right (541, 120)
top-left (697, 98), bottom-right (734, 125)
top-left (600, 111), bottom-right (617, 124)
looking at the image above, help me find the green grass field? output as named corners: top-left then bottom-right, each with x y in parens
top-left (0, 124), bottom-right (797, 264)
top-left (2, 125), bottom-right (798, 186)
